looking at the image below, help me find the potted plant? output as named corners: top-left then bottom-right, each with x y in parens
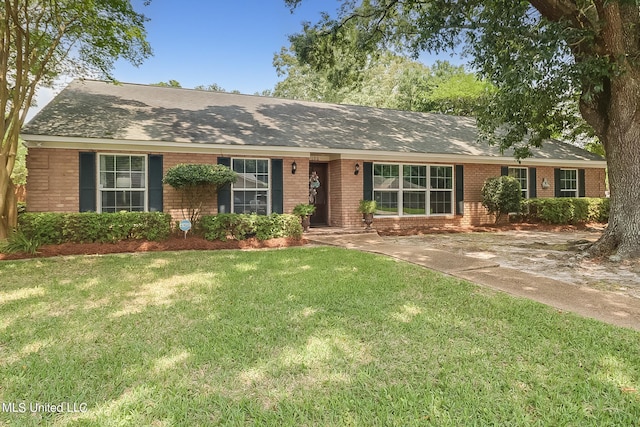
top-left (358, 199), bottom-right (377, 230)
top-left (293, 203), bottom-right (316, 232)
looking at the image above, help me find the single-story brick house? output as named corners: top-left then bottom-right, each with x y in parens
top-left (21, 79), bottom-right (607, 230)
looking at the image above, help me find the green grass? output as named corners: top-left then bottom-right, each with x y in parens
top-left (0, 247), bottom-right (639, 426)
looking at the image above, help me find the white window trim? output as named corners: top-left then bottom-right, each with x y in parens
top-left (508, 166), bottom-right (529, 199)
top-left (373, 163), bottom-right (455, 217)
top-left (231, 158), bottom-right (271, 215)
top-left (560, 168), bottom-right (579, 197)
top-left (97, 153), bottom-right (148, 213)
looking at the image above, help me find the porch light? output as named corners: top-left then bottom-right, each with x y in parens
top-left (354, 163), bottom-right (360, 175)
top-left (292, 161), bottom-right (297, 174)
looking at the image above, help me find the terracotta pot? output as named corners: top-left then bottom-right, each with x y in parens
top-left (363, 213), bottom-right (374, 230)
top-left (301, 216), bottom-right (311, 232)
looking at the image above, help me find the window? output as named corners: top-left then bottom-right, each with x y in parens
top-left (373, 163), bottom-right (453, 216)
top-left (98, 154), bottom-right (146, 212)
top-left (508, 167), bottom-right (528, 199)
top-left (232, 158), bottom-right (269, 214)
top-left (559, 169), bottom-right (578, 197)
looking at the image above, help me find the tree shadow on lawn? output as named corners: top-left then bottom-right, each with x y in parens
top-left (1, 248), bottom-right (640, 425)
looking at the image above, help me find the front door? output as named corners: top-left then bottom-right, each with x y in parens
top-left (309, 163), bottom-right (328, 226)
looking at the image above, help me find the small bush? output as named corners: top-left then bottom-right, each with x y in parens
top-left (481, 176), bottom-right (522, 223)
top-left (18, 212), bottom-right (172, 244)
top-left (0, 230), bottom-right (40, 254)
top-left (201, 213), bottom-right (303, 241)
top-left (522, 198), bottom-right (609, 224)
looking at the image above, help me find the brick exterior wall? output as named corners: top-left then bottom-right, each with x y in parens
top-left (25, 147), bottom-right (608, 229)
top-left (26, 148), bottom-right (80, 212)
top-left (284, 157), bottom-right (310, 214)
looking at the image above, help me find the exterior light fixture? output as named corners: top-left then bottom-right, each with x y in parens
top-left (354, 163), bottom-right (360, 175)
top-left (292, 161), bottom-right (297, 174)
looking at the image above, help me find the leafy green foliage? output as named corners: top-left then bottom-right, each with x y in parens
top-left (201, 214), bottom-right (303, 241)
top-left (163, 163), bottom-right (237, 224)
top-left (163, 164), bottom-right (237, 189)
top-left (292, 204), bottom-right (316, 217)
top-left (481, 176), bottom-right (522, 222)
top-left (10, 143), bottom-right (27, 186)
top-left (274, 48), bottom-right (490, 116)
top-left (523, 198), bottom-right (609, 225)
top-left (358, 200), bottom-right (377, 214)
top-left (18, 212), bottom-right (171, 244)
top-left (151, 80), bottom-right (182, 87)
top-left (0, 230), bottom-right (40, 254)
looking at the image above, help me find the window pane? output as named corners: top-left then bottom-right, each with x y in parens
top-left (403, 165), bottom-right (427, 189)
top-left (403, 191), bottom-right (426, 215)
top-left (233, 191), bottom-right (268, 215)
top-left (130, 156), bottom-right (145, 172)
top-left (374, 164), bottom-right (399, 189)
top-left (430, 191), bottom-right (452, 214)
top-left (233, 159), bottom-right (245, 174)
top-left (116, 156), bottom-right (130, 171)
top-left (374, 191), bottom-right (398, 215)
top-left (430, 166), bottom-right (452, 189)
top-left (257, 159), bottom-right (268, 173)
top-left (131, 172), bottom-right (145, 188)
top-left (116, 172), bottom-right (131, 188)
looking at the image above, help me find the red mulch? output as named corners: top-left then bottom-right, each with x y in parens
top-left (377, 222), bottom-right (606, 236)
top-left (0, 235), bottom-right (308, 261)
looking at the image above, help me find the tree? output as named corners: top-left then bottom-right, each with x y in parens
top-left (1, 0), bottom-right (151, 239)
top-left (286, 0), bottom-right (640, 259)
top-left (151, 80), bottom-right (182, 88)
top-left (163, 163), bottom-right (237, 224)
top-left (273, 46), bottom-right (489, 115)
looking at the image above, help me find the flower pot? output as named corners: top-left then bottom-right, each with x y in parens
top-left (301, 215), bottom-right (311, 232)
top-left (363, 213), bottom-right (374, 230)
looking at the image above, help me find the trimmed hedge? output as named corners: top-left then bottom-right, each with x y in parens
top-left (18, 212), bottom-right (172, 244)
top-left (201, 213), bottom-right (303, 241)
top-left (522, 198), bottom-right (609, 224)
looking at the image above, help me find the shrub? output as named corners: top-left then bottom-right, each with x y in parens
top-left (201, 213), bottom-right (303, 241)
top-left (163, 163), bottom-right (237, 224)
top-left (0, 230), bottom-right (40, 254)
top-left (522, 198), bottom-right (609, 224)
top-left (481, 176), bottom-right (522, 223)
top-left (18, 212), bottom-right (172, 244)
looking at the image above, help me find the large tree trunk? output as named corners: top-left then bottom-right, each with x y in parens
top-left (584, 71), bottom-right (640, 259)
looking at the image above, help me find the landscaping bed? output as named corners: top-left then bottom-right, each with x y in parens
top-left (0, 235), bottom-right (306, 260)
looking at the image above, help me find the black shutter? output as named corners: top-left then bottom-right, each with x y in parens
top-left (217, 157), bottom-right (232, 213)
top-left (578, 169), bottom-right (586, 197)
top-left (79, 152), bottom-right (96, 212)
top-left (501, 166), bottom-right (509, 176)
top-left (554, 168), bottom-right (562, 197)
top-left (528, 167), bottom-right (537, 198)
top-left (148, 155), bottom-right (163, 212)
top-left (455, 164), bottom-right (464, 215)
top-left (363, 162), bottom-right (373, 200)
top-left (271, 159), bottom-right (283, 214)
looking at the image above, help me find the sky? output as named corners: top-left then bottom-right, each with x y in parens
top-left (29, 0), bottom-right (463, 121)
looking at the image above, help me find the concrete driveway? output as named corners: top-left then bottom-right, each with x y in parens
top-left (308, 230), bottom-right (640, 331)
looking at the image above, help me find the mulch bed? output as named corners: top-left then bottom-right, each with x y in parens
top-left (377, 222), bottom-right (606, 236)
top-left (0, 235), bottom-right (307, 261)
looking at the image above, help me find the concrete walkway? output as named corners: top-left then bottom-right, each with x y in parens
top-left (308, 232), bottom-right (640, 332)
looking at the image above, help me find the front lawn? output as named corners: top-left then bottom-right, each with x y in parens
top-left (1, 248), bottom-right (639, 426)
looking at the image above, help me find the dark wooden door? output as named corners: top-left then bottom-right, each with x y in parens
top-left (309, 163), bottom-right (328, 226)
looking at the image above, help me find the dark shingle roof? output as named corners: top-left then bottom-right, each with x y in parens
top-left (22, 79), bottom-right (604, 162)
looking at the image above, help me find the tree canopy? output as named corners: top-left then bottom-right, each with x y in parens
top-left (1, 0), bottom-right (152, 238)
top-left (286, 0), bottom-right (640, 259)
top-left (273, 47), bottom-right (491, 116)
